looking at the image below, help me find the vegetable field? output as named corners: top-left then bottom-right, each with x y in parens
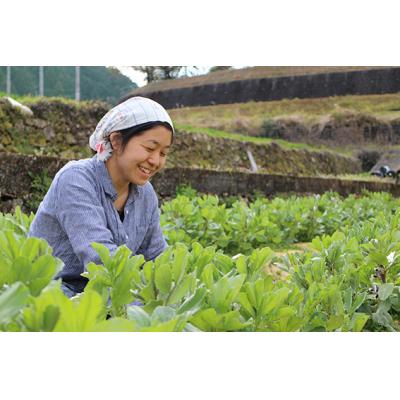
top-left (2, 191), bottom-right (400, 332)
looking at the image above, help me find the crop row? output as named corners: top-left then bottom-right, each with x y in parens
top-left (1, 192), bottom-right (400, 331)
top-left (161, 190), bottom-right (400, 254)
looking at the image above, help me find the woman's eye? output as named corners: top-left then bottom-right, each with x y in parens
top-left (145, 147), bottom-right (155, 152)
top-left (161, 152), bottom-right (167, 158)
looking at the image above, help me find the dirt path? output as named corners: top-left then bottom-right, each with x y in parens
top-left (264, 242), bottom-right (315, 280)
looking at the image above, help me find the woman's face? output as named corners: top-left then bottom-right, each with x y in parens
top-left (114, 125), bottom-right (172, 186)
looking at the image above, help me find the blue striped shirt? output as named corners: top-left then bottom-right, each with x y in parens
top-left (28, 156), bottom-right (167, 284)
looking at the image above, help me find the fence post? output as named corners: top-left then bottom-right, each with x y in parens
top-left (39, 66), bottom-right (44, 96)
top-left (75, 66), bottom-right (80, 101)
top-left (6, 66), bottom-right (11, 94)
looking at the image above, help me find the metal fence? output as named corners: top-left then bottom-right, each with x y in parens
top-left (4, 66), bottom-right (81, 100)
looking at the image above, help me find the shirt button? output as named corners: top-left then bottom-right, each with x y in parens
top-left (126, 210), bottom-right (129, 214)
top-left (125, 235), bottom-right (129, 240)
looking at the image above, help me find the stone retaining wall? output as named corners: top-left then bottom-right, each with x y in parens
top-left (0, 152), bottom-right (398, 213)
top-left (130, 68), bottom-right (400, 109)
top-left (0, 98), bottom-right (362, 176)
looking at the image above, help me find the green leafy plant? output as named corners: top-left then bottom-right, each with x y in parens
top-left (26, 169), bottom-right (53, 212)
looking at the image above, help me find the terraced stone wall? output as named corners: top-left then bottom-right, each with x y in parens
top-left (129, 68), bottom-right (400, 109)
top-left (0, 152), bottom-right (396, 213)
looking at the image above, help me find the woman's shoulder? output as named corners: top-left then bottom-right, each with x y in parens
top-left (138, 181), bottom-right (159, 205)
top-left (55, 157), bottom-right (97, 181)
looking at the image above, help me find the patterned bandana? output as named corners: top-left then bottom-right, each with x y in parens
top-left (89, 96), bottom-right (174, 161)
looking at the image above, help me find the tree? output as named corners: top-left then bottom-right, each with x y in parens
top-left (209, 66), bottom-right (233, 73)
top-left (156, 66), bottom-right (183, 80)
top-left (132, 66), bottom-right (184, 83)
top-left (0, 66), bottom-right (136, 103)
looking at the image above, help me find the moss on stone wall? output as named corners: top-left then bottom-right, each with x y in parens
top-left (0, 152), bottom-right (394, 214)
top-left (0, 97), bottom-right (361, 178)
top-left (0, 98), bottom-right (107, 158)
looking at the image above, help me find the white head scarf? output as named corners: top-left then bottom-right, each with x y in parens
top-left (89, 96), bottom-right (174, 161)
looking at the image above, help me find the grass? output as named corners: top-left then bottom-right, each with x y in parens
top-left (318, 173), bottom-right (394, 182)
top-left (0, 91), bottom-right (106, 108)
top-left (169, 93), bottom-right (400, 129)
top-left (176, 124), bottom-right (354, 157)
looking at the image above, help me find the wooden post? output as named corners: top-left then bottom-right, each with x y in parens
top-left (246, 149), bottom-right (258, 173)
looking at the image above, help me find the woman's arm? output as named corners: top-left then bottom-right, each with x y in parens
top-left (137, 205), bottom-right (168, 261)
top-left (54, 167), bottom-right (118, 267)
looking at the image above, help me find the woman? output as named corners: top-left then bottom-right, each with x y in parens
top-left (28, 96), bottom-right (174, 297)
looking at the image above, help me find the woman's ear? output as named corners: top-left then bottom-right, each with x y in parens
top-left (109, 132), bottom-right (122, 153)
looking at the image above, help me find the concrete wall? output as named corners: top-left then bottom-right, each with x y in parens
top-left (0, 152), bottom-right (398, 213)
top-left (152, 168), bottom-right (400, 198)
top-left (133, 68), bottom-right (400, 109)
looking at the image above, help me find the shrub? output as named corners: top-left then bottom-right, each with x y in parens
top-left (260, 119), bottom-right (282, 138)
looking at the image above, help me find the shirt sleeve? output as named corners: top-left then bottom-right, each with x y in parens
top-left (137, 205), bottom-right (168, 261)
top-left (54, 167), bottom-right (118, 268)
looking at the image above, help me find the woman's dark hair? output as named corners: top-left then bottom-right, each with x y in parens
top-left (116, 121), bottom-right (174, 151)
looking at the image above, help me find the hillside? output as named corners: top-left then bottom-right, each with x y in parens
top-left (0, 66), bottom-right (137, 104)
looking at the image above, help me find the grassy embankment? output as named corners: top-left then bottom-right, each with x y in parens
top-left (0, 91), bottom-right (105, 107)
top-left (170, 92), bottom-right (400, 135)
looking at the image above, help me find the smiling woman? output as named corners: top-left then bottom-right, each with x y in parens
top-left (28, 97), bottom-right (174, 297)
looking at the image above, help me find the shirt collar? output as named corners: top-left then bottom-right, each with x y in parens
top-left (93, 156), bottom-right (140, 202)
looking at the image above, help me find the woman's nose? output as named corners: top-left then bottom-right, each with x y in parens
top-left (147, 151), bottom-right (160, 167)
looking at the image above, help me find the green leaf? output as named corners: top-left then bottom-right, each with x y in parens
top-left (237, 292), bottom-right (255, 318)
top-left (262, 287), bottom-right (290, 315)
top-left (244, 282), bottom-right (257, 308)
top-left (190, 308), bottom-right (220, 331)
top-left (91, 243), bottom-right (111, 265)
top-left (351, 292), bottom-right (367, 313)
top-left (42, 305), bottom-right (60, 332)
top-left (151, 306), bottom-right (176, 325)
top-left (166, 274), bottom-right (194, 306)
top-left (201, 264), bottom-right (214, 289)
top-left (0, 258), bottom-right (12, 287)
top-left (55, 290), bottom-right (104, 332)
top-left (171, 244), bottom-right (189, 282)
top-left (75, 290), bottom-right (105, 331)
top-left (20, 282), bottom-right (68, 332)
top-left (372, 309), bottom-right (395, 331)
top-left (142, 299), bottom-right (163, 313)
top-left (94, 318), bottom-right (137, 332)
top-left (343, 288), bottom-right (353, 312)
top-left (127, 306), bottom-right (151, 328)
top-left (350, 313), bottom-right (369, 332)
top-left (379, 283), bottom-right (395, 301)
top-left (213, 253), bottom-right (234, 274)
top-left (19, 237), bottom-right (41, 262)
top-left (140, 284), bottom-right (156, 302)
top-left (220, 310), bottom-right (249, 331)
top-left (326, 314), bottom-right (344, 331)
top-left (143, 261), bottom-right (154, 283)
top-left (0, 283), bottom-right (30, 324)
top-left (178, 287), bottom-right (207, 315)
top-left (154, 263), bottom-right (172, 294)
top-left (141, 319), bottom-right (182, 332)
top-left (235, 255), bottom-right (247, 275)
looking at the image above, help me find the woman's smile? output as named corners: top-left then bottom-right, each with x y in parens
top-left (138, 164), bottom-right (154, 177)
